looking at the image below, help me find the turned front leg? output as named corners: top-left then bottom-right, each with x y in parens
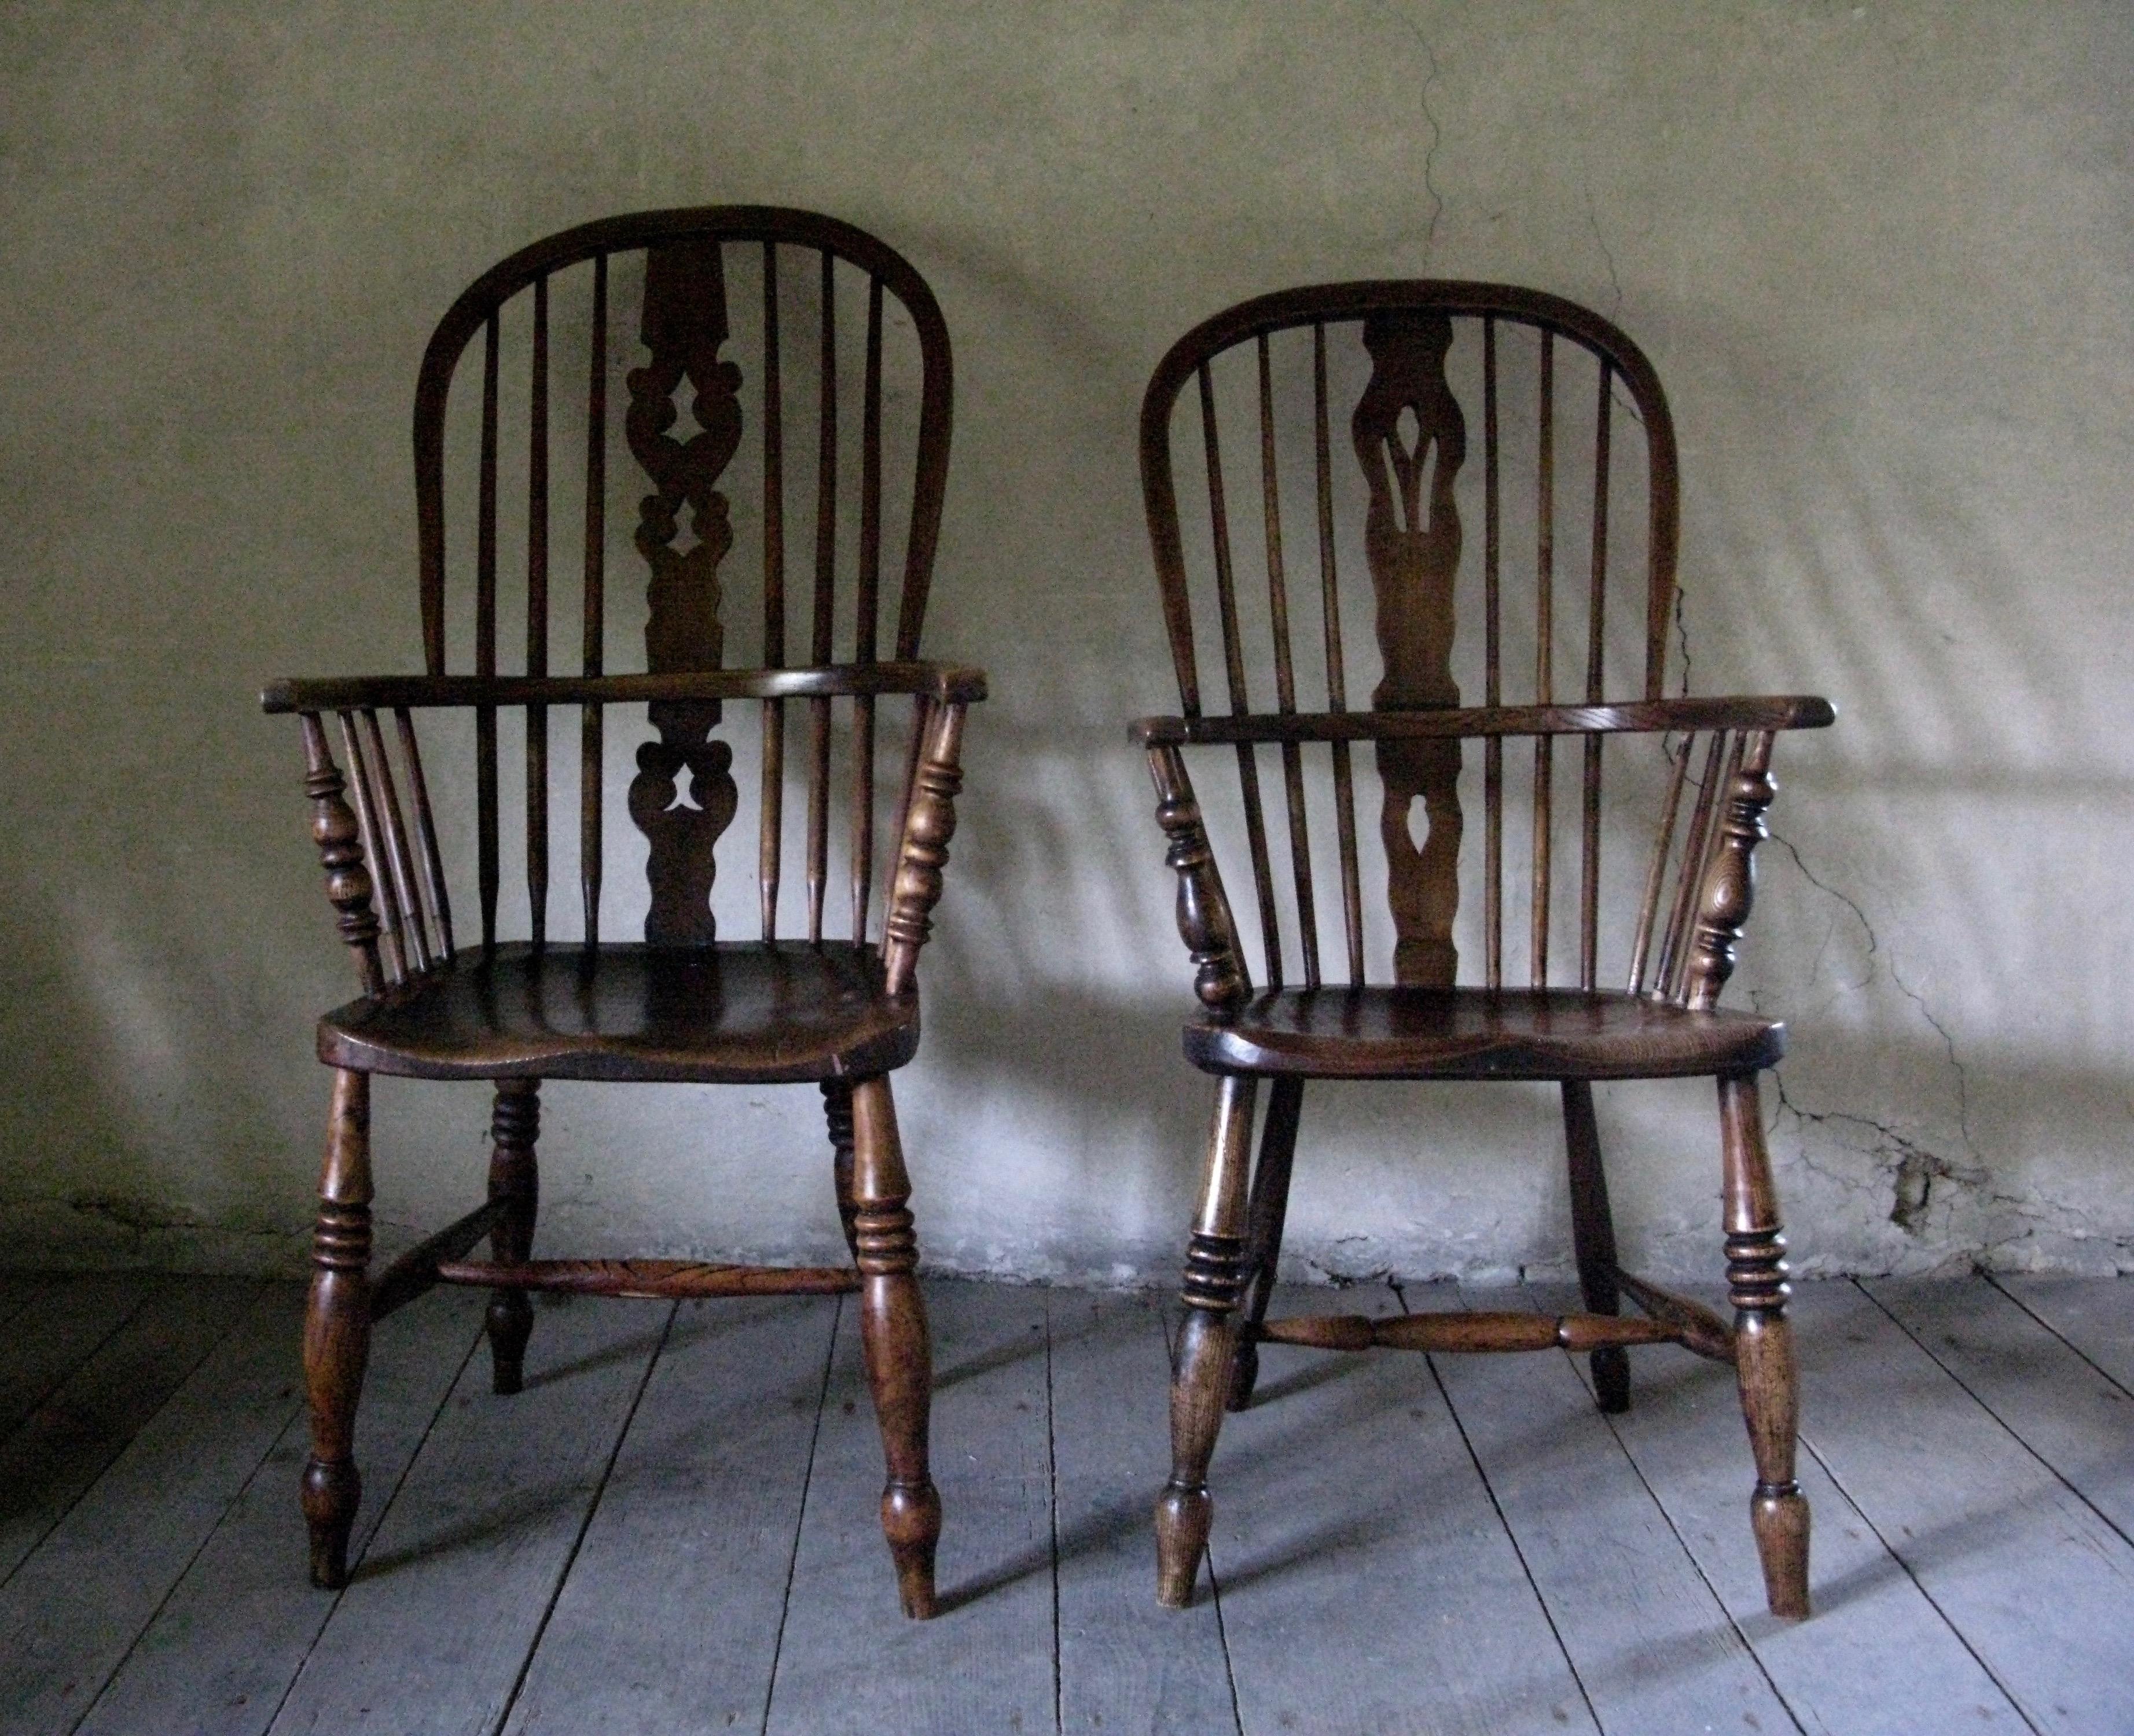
top-left (485, 1079), bottom-right (541, 1395)
top-left (849, 1075), bottom-right (941, 1619)
top-left (1721, 1071), bottom-right (1810, 1618)
top-left (1157, 1073), bottom-right (1258, 1608)
top-left (303, 1068), bottom-right (373, 1588)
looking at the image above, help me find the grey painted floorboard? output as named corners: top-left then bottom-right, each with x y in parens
top-left (1994, 1274), bottom-right (2134, 1395)
top-left (1428, 1281), bottom-right (1795, 1735)
top-left (0, 1271), bottom-right (160, 1444)
top-left (1214, 1283), bottom-right (1598, 1736)
top-left (1868, 1276), bottom-right (2134, 1542)
top-left (0, 1274), bottom-right (53, 1332)
top-left (74, 1288), bottom-right (488, 1736)
top-left (1051, 1289), bottom-right (1237, 1736)
top-left (1790, 1280), bottom-right (2134, 1734)
top-left (0, 1280), bottom-right (289, 1736)
top-left (267, 1294), bottom-right (674, 1736)
top-left (1525, 1281), bottom-right (2026, 1735)
top-left (765, 1281), bottom-right (1056, 1736)
top-left (500, 1295), bottom-right (840, 1736)
top-left (0, 1274), bottom-right (259, 1585)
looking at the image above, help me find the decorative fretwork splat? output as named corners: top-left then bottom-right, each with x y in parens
top-left (624, 239), bottom-right (743, 943)
top-left (1353, 311), bottom-right (1466, 985)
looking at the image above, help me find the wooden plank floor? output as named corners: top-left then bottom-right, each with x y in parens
top-left (2, 1272), bottom-right (2129, 1734)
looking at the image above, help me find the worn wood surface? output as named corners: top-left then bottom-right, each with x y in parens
top-left (1786, 1279), bottom-right (2134, 1733)
top-left (1215, 1285), bottom-right (1599, 1735)
top-left (501, 1297), bottom-right (837, 1735)
top-left (1426, 1281), bottom-right (1793, 1732)
top-left (0, 1271), bottom-right (159, 1443)
top-left (73, 1290), bottom-right (486, 1736)
top-left (763, 1282), bottom-right (1054, 1734)
top-left (1525, 1281), bottom-right (2026, 1733)
top-left (4, 1273), bottom-right (2132, 1735)
top-left (1051, 1290), bottom-right (1237, 1733)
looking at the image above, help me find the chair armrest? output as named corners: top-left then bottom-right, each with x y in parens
top-left (880, 699), bottom-right (974, 997)
top-left (262, 661), bottom-right (989, 715)
top-left (1144, 744), bottom-right (1250, 1018)
top-left (1131, 693), bottom-right (1834, 748)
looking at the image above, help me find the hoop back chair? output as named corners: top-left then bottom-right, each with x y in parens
top-left (262, 208), bottom-right (983, 1619)
top-left (1134, 282), bottom-right (1832, 1619)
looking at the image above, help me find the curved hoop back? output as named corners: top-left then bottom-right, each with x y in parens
top-left (405, 207), bottom-right (954, 949)
top-left (1138, 281), bottom-right (1685, 994)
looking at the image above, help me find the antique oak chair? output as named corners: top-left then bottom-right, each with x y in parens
top-left (1134, 284), bottom-right (1831, 1619)
top-left (262, 208), bottom-right (980, 1618)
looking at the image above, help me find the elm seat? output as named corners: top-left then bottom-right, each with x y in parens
top-left (319, 943), bottom-right (920, 1083)
top-left (1184, 988), bottom-right (1784, 1082)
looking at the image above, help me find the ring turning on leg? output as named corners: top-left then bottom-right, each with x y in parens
top-left (1157, 1074), bottom-right (1258, 1608)
top-left (303, 1068), bottom-right (373, 1588)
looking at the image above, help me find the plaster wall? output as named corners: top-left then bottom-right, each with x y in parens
top-left (2, 1), bottom-right (2130, 1285)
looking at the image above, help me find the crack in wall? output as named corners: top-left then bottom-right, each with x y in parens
top-left (1373, 1), bottom-right (1446, 269)
top-left (1583, 175), bottom-right (1624, 323)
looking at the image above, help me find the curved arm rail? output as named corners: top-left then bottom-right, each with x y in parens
top-left (1130, 693), bottom-right (1832, 749)
top-left (264, 661), bottom-right (987, 715)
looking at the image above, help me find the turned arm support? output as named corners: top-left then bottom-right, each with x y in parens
top-left (880, 698), bottom-right (975, 997)
top-left (295, 712), bottom-right (385, 996)
top-left (1682, 729), bottom-right (1779, 1012)
top-left (1144, 743), bottom-right (1250, 1019)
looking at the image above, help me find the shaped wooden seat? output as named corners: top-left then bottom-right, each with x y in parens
top-left (319, 941), bottom-right (920, 1083)
top-left (262, 208), bottom-right (979, 1619)
top-left (1133, 282), bottom-right (1832, 1623)
top-left (1182, 985), bottom-right (1784, 1080)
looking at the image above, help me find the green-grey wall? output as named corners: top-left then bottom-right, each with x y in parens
top-left (3, 1), bottom-right (2129, 1283)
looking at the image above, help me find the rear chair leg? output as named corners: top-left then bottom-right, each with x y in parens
top-left (1228, 1077), bottom-right (1303, 1411)
top-left (850, 1075), bottom-right (941, 1619)
top-left (822, 1079), bottom-right (861, 1263)
top-left (1562, 1079), bottom-right (1630, 1413)
top-left (1157, 1073), bottom-right (1258, 1607)
top-left (486, 1079), bottom-right (540, 1395)
top-left (1721, 1071), bottom-right (1810, 1618)
top-left (303, 1068), bottom-right (373, 1588)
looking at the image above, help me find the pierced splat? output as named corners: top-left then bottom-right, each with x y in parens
top-left (1353, 311), bottom-right (1466, 985)
top-left (624, 239), bottom-right (744, 943)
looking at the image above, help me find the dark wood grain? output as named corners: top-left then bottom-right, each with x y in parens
top-left (1137, 281), bottom-right (1824, 1623)
top-left (265, 207), bottom-right (979, 1617)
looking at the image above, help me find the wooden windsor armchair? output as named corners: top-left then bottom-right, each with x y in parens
top-left (260, 208), bottom-right (980, 1619)
top-left (1135, 283), bottom-right (1832, 1619)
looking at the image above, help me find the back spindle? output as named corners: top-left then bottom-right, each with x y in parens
top-left (476, 310), bottom-right (501, 951)
top-left (394, 707), bottom-right (454, 961)
top-left (1483, 317), bottom-right (1504, 990)
top-left (357, 707), bottom-right (433, 977)
top-left (1530, 330), bottom-right (1555, 988)
top-left (807, 248), bottom-right (837, 944)
top-left (1199, 360), bottom-right (1283, 988)
top-left (1312, 323), bottom-right (1364, 987)
top-left (852, 275), bottom-right (884, 941)
top-left (527, 273), bottom-right (551, 948)
top-left (760, 241), bottom-right (787, 941)
top-left (1259, 333), bottom-right (1318, 987)
top-left (1627, 732), bottom-right (1692, 995)
top-left (1580, 360), bottom-right (1612, 990)
top-left (1655, 730), bottom-right (1730, 1001)
top-left (581, 253), bottom-right (607, 947)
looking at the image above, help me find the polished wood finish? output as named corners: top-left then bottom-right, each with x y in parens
top-left (302, 1068), bottom-right (372, 1588)
top-left (267, 208), bottom-right (979, 1617)
top-left (431, 1258), bottom-right (862, 1297)
top-left (1138, 281), bottom-right (1827, 1621)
